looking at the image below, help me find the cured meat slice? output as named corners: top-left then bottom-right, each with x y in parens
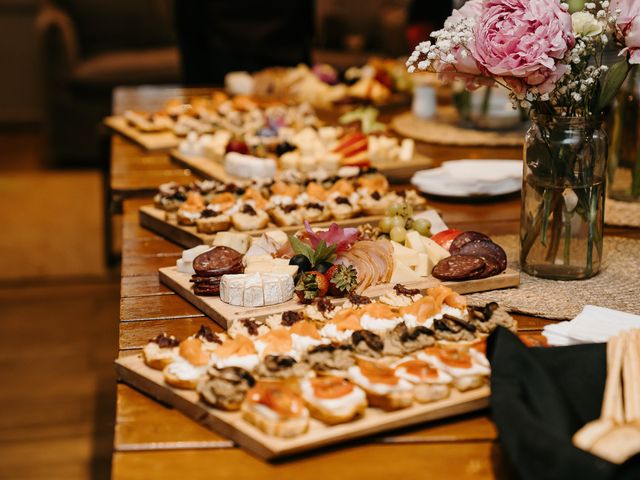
top-left (432, 255), bottom-right (485, 281)
top-left (457, 240), bottom-right (507, 272)
top-left (193, 246), bottom-right (244, 276)
top-left (449, 231), bottom-right (491, 255)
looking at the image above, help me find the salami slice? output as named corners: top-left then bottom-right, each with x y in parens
top-left (449, 231), bottom-right (492, 255)
top-left (432, 255), bottom-right (486, 281)
top-left (470, 255), bottom-right (501, 279)
top-left (457, 240), bottom-right (507, 272)
top-left (193, 246), bottom-right (244, 276)
top-left (193, 283), bottom-right (221, 296)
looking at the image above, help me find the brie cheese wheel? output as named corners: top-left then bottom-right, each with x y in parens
top-left (224, 152), bottom-right (277, 179)
top-left (220, 273), bottom-right (294, 307)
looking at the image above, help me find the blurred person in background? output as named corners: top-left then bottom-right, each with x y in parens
top-left (174, 0), bottom-right (315, 85)
top-left (405, 0), bottom-right (454, 50)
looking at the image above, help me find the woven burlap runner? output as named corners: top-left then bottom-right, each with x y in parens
top-left (466, 235), bottom-right (640, 320)
top-left (391, 109), bottom-right (524, 147)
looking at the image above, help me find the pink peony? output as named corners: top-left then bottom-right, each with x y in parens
top-left (449, 0), bottom-right (484, 25)
top-left (470, 0), bottom-right (574, 94)
top-left (611, 0), bottom-right (640, 64)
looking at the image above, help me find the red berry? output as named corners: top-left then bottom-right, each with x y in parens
top-left (295, 271), bottom-right (329, 303)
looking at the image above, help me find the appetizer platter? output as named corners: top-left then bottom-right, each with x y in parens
top-left (170, 108), bottom-right (431, 183)
top-left (116, 283), bottom-right (515, 460)
top-left (105, 92), bottom-right (319, 151)
top-left (140, 170), bottom-right (431, 248)
top-left (158, 202), bottom-right (519, 328)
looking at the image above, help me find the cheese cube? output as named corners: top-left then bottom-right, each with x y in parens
top-left (176, 258), bottom-right (196, 275)
top-left (264, 230), bottom-right (288, 246)
top-left (405, 230), bottom-right (426, 253)
top-left (390, 260), bottom-right (422, 284)
top-left (421, 237), bottom-right (451, 265)
top-left (182, 245), bottom-right (212, 262)
top-left (213, 232), bottom-right (251, 254)
top-left (244, 255), bottom-right (273, 266)
top-left (414, 253), bottom-right (431, 277)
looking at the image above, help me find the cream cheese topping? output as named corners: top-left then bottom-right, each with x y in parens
top-left (300, 379), bottom-right (366, 416)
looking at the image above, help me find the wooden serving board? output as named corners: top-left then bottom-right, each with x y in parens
top-left (170, 149), bottom-right (434, 183)
top-left (140, 205), bottom-right (389, 249)
top-left (115, 353), bottom-right (490, 461)
top-left (159, 266), bottom-right (520, 329)
top-left (104, 116), bottom-right (180, 151)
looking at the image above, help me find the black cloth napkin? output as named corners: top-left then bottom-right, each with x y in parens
top-left (487, 327), bottom-right (640, 480)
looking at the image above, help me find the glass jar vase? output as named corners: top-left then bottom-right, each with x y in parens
top-left (520, 114), bottom-right (608, 280)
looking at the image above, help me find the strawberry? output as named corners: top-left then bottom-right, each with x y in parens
top-left (326, 264), bottom-right (359, 297)
top-left (295, 271), bottom-right (329, 303)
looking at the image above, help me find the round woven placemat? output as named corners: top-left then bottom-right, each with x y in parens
top-left (605, 198), bottom-right (640, 228)
top-left (467, 235), bottom-right (640, 320)
top-left (391, 109), bottom-right (524, 147)
top-left (605, 169), bottom-right (640, 228)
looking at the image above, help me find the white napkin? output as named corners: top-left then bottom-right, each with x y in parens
top-left (543, 306), bottom-right (640, 346)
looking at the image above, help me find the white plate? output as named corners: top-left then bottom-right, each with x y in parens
top-left (411, 159), bottom-right (522, 198)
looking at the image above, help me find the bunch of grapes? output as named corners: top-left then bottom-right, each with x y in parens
top-left (378, 202), bottom-right (431, 243)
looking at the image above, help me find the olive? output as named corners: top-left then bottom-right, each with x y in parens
top-left (289, 254), bottom-right (312, 272)
top-left (275, 142), bottom-right (296, 157)
top-left (315, 261), bottom-right (333, 274)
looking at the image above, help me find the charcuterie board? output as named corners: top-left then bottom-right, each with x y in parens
top-left (115, 353), bottom-right (489, 461)
top-left (104, 116), bottom-right (180, 150)
top-left (170, 149), bottom-right (434, 183)
top-left (140, 205), bottom-right (393, 249)
top-left (159, 265), bottom-right (520, 329)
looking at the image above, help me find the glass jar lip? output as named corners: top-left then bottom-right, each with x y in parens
top-left (530, 112), bottom-right (604, 125)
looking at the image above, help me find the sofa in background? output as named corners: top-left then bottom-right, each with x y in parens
top-left (36, 0), bottom-right (181, 166)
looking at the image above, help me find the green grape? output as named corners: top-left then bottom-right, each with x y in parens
top-left (391, 215), bottom-right (406, 229)
top-left (386, 203), bottom-right (402, 217)
top-left (412, 218), bottom-right (432, 236)
top-left (389, 226), bottom-right (407, 243)
top-left (378, 216), bottom-right (394, 233)
top-left (405, 218), bottom-right (414, 230)
top-left (398, 203), bottom-right (414, 219)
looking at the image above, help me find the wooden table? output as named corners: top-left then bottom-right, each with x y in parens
top-left (108, 86), bottom-right (598, 479)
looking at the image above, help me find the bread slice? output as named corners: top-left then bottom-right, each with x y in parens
top-left (231, 211), bottom-right (270, 231)
top-left (452, 375), bottom-right (485, 392)
top-left (413, 384), bottom-right (450, 403)
top-left (305, 398), bottom-right (367, 425)
top-left (269, 208), bottom-right (303, 227)
top-left (196, 215), bottom-right (231, 233)
top-left (142, 343), bottom-right (177, 370)
top-left (163, 371), bottom-right (199, 390)
top-left (241, 402), bottom-right (309, 437)
top-left (361, 387), bottom-right (413, 411)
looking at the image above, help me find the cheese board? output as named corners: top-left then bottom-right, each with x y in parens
top-left (103, 116), bottom-right (180, 151)
top-left (170, 149), bottom-right (434, 183)
top-left (115, 353), bottom-right (490, 461)
top-left (140, 205), bottom-right (391, 249)
top-left (159, 265), bottom-right (520, 329)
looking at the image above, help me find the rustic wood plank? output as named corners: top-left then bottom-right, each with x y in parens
top-left (122, 237), bottom-right (184, 257)
top-left (112, 441), bottom-right (507, 479)
top-left (121, 254), bottom-right (179, 278)
top-left (120, 295), bottom-right (204, 322)
top-left (121, 275), bottom-right (173, 298)
top-left (114, 384), bottom-right (496, 448)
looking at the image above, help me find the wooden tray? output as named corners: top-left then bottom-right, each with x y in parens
top-left (140, 205), bottom-right (391, 249)
top-left (115, 353), bottom-right (490, 461)
top-left (104, 116), bottom-right (179, 151)
top-left (170, 149), bottom-right (434, 183)
top-left (159, 266), bottom-right (520, 329)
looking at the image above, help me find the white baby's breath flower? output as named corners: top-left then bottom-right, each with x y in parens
top-left (417, 61), bottom-right (429, 71)
top-left (572, 11), bottom-right (603, 37)
top-left (408, 65), bottom-right (416, 73)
